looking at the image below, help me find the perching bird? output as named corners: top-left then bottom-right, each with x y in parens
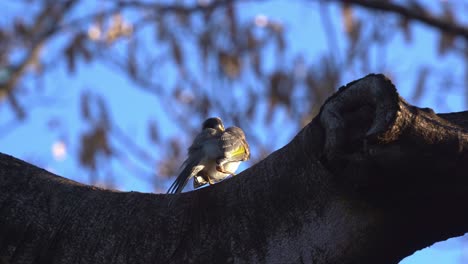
top-left (167, 117), bottom-right (250, 194)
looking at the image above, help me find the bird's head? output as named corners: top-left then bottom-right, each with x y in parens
top-left (202, 117), bottom-right (225, 132)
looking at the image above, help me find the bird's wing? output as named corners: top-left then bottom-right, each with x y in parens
top-left (166, 156), bottom-right (204, 194)
top-left (219, 127), bottom-right (250, 162)
top-left (187, 128), bottom-right (219, 155)
top-left (167, 128), bottom-right (220, 194)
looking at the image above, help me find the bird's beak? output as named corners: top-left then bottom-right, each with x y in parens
top-left (218, 124), bottom-right (225, 132)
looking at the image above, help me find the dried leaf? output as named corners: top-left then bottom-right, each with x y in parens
top-left (198, 30), bottom-right (211, 66)
top-left (170, 138), bottom-right (181, 159)
top-left (14, 19), bottom-right (28, 37)
top-left (348, 19), bottom-right (362, 48)
top-left (155, 17), bottom-right (168, 41)
top-left (93, 126), bottom-right (112, 156)
top-left (438, 4), bottom-right (456, 55)
top-left (251, 51), bottom-right (262, 77)
top-left (7, 93), bottom-right (25, 119)
top-left (127, 41), bottom-right (137, 78)
top-left (174, 85), bottom-right (194, 104)
top-left (412, 67), bottom-right (429, 102)
top-left (176, 11), bottom-right (190, 27)
top-left (105, 13), bottom-right (133, 43)
top-left (64, 32), bottom-right (93, 72)
top-left (80, 92), bottom-right (90, 121)
top-left (342, 3), bottom-right (354, 34)
top-left (442, 3), bottom-right (455, 23)
top-left (226, 3), bottom-right (238, 42)
top-left (203, 6), bottom-right (214, 25)
top-left (219, 51), bottom-right (241, 78)
top-left (96, 95), bottom-right (110, 128)
top-left (305, 70), bottom-right (317, 93)
top-left (399, 17), bottom-right (412, 42)
top-left (64, 44), bottom-right (75, 73)
top-left (275, 31), bottom-right (285, 53)
top-left (246, 90), bottom-right (257, 119)
top-left (266, 98), bottom-right (276, 124)
top-left (438, 33), bottom-right (455, 56)
top-left (247, 29), bottom-right (257, 50)
top-left (200, 96), bottom-right (211, 117)
top-left (270, 71), bottom-right (293, 108)
top-left (80, 92), bottom-right (109, 127)
top-left (79, 131), bottom-right (96, 170)
top-left (87, 24), bottom-right (101, 41)
top-left (79, 44), bottom-right (92, 62)
top-left (79, 126), bottom-right (112, 171)
top-left (148, 120), bottom-right (159, 143)
top-left (171, 38), bottom-right (183, 67)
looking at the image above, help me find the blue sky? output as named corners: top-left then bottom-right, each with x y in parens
top-left (0, 1), bottom-right (467, 263)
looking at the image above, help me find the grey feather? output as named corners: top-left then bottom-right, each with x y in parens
top-left (166, 154), bottom-right (203, 194)
top-left (218, 126), bottom-right (250, 163)
top-left (167, 128), bottom-right (221, 194)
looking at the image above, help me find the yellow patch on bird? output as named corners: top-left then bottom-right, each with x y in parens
top-left (230, 145), bottom-right (245, 157)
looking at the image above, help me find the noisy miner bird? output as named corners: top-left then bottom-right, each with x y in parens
top-left (167, 117), bottom-right (250, 194)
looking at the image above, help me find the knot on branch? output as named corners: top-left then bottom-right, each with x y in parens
top-left (319, 74), bottom-right (400, 161)
top-left (317, 73), bottom-right (468, 199)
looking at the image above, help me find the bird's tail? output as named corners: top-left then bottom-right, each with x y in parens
top-left (166, 157), bottom-right (201, 194)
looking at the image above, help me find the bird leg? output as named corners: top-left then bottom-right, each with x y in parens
top-left (215, 165), bottom-right (236, 175)
top-left (193, 175), bottom-right (208, 188)
top-left (216, 158), bottom-right (237, 175)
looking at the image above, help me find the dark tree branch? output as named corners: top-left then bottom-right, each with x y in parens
top-left (62, 0), bottom-right (239, 30)
top-left (334, 0), bottom-right (468, 40)
top-left (1, 74), bottom-right (468, 263)
top-left (115, 0), bottom-right (238, 12)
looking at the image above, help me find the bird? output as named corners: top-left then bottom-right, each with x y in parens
top-left (167, 117), bottom-right (250, 194)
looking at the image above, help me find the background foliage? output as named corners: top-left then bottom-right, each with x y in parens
top-left (1, 0), bottom-right (468, 262)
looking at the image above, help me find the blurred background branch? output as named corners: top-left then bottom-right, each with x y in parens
top-left (333, 0), bottom-right (468, 40)
top-left (1, 0), bottom-right (468, 262)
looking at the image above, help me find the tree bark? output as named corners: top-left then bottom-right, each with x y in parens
top-left (1, 74), bottom-right (467, 264)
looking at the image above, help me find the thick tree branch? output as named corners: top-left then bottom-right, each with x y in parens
top-left (1, 74), bottom-right (467, 263)
top-left (320, 74), bottom-right (468, 193)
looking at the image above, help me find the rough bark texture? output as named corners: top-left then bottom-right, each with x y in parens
top-left (1, 74), bottom-right (467, 264)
